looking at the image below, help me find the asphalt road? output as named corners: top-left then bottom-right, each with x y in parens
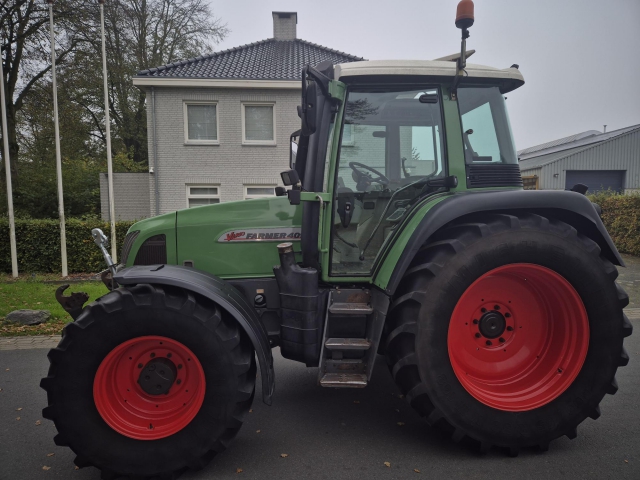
top-left (1, 324), bottom-right (639, 480)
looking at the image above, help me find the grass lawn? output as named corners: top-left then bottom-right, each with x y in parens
top-left (0, 280), bottom-right (109, 336)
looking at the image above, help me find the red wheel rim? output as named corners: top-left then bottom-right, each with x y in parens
top-left (448, 264), bottom-right (589, 412)
top-left (94, 336), bottom-right (206, 440)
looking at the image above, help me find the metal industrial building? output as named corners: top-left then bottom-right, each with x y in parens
top-left (518, 124), bottom-right (640, 192)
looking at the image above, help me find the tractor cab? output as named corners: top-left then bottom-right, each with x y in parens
top-left (283, 58), bottom-right (524, 280)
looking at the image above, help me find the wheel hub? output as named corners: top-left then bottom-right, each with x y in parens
top-left (479, 310), bottom-right (506, 339)
top-left (93, 336), bottom-right (206, 440)
top-left (448, 263), bottom-right (590, 412)
top-left (138, 358), bottom-right (177, 395)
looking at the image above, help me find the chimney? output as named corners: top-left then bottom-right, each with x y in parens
top-left (272, 12), bottom-right (297, 40)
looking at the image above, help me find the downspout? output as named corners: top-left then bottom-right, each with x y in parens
top-left (151, 87), bottom-right (160, 215)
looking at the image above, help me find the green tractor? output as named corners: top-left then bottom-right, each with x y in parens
top-left (42, 2), bottom-right (631, 478)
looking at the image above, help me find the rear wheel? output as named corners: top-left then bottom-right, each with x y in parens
top-left (385, 213), bottom-right (632, 454)
top-left (41, 284), bottom-right (256, 479)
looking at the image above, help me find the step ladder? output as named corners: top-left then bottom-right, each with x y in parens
top-left (318, 289), bottom-right (386, 388)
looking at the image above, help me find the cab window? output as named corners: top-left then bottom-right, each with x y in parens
top-left (457, 86), bottom-right (517, 164)
top-left (330, 86), bottom-right (446, 276)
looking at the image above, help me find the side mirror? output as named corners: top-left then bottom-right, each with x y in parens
top-left (301, 79), bottom-right (317, 135)
top-left (281, 169), bottom-right (301, 188)
top-left (275, 186), bottom-right (287, 197)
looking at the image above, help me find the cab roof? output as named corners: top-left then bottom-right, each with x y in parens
top-left (334, 60), bottom-right (524, 93)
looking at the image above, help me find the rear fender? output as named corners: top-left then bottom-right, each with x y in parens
top-left (114, 265), bottom-right (275, 405)
top-left (382, 190), bottom-right (624, 296)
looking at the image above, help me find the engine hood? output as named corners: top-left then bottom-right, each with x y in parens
top-left (175, 197), bottom-right (302, 278)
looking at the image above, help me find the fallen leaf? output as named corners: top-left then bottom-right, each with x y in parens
top-left (35, 420), bottom-right (42, 426)
top-left (236, 468), bottom-right (243, 473)
top-left (625, 460), bottom-right (629, 463)
top-left (395, 409), bottom-right (400, 413)
top-left (414, 469), bottom-right (421, 473)
top-left (398, 394), bottom-right (404, 399)
top-left (47, 453), bottom-right (55, 457)
top-left (16, 417), bottom-right (20, 421)
top-left (42, 466), bottom-right (51, 471)
top-left (75, 466), bottom-right (80, 470)
top-left (256, 430), bottom-right (261, 433)
top-left (5, 368), bottom-right (8, 371)
top-left (280, 453), bottom-right (288, 458)
top-left (384, 461), bottom-right (391, 468)
top-left (249, 409), bottom-right (253, 413)
top-left (397, 422), bottom-right (405, 426)
top-left (16, 407), bottom-right (22, 411)
top-left (353, 400), bottom-right (360, 404)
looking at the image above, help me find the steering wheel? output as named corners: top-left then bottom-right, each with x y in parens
top-left (349, 162), bottom-right (390, 189)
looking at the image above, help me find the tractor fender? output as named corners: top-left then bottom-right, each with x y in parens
top-left (114, 264), bottom-right (275, 405)
top-left (383, 189), bottom-right (624, 296)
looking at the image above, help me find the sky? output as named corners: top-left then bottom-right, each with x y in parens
top-left (209, 0), bottom-right (640, 150)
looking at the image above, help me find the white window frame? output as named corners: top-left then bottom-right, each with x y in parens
top-left (183, 102), bottom-right (220, 145)
top-left (186, 185), bottom-right (221, 208)
top-left (243, 185), bottom-right (277, 200)
top-left (241, 102), bottom-right (276, 145)
top-left (341, 124), bottom-right (355, 146)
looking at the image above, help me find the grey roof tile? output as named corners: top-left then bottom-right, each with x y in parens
top-left (136, 38), bottom-right (364, 80)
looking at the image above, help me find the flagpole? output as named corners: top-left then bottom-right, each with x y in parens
top-left (0, 45), bottom-right (18, 278)
top-left (47, 0), bottom-right (68, 277)
top-left (98, 0), bottom-right (117, 262)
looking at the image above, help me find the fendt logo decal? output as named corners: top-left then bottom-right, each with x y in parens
top-left (218, 227), bottom-right (302, 243)
top-left (225, 231), bottom-right (246, 242)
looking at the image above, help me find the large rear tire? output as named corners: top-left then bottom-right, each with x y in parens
top-left (385, 213), bottom-right (632, 454)
top-left (41, 284), bottom-right (256, 479)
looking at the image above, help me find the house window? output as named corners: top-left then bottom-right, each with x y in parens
top-left (242, 103), bottom-right (276, 145)
top-left (244, 185), bottom-right (276, 199)
top-left (186, 185), bottom-right (220, 207)
top-left (184, 103), bottom-right (219, 144)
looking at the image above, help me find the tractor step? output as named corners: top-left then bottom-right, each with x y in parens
top-left (325, 338), bottom-right (371, 350)
top-left (320, 373), bottom-right (368, 388)
top-left (329, 303), bottom-right (373, 315)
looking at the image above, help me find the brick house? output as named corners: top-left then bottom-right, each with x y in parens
top-left (102, 12), bottom-right (362, 220)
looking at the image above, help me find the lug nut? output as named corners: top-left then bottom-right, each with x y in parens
top-left (494, 305), bottom-right (500, 310)
top-left (475, 333), bottom-right (481, 338)
top-left (150, 353), bottom-right (156, 358)
top-left (178, 364), bottom-right (183, 369)
top-left (473, 319), bottom-right (478, 324)
top-left (167, 353), bottom-right (172, 358)
top-left (481, 308), bottom-right (487, 313)
top-left (507, 326), bottom-right (514, 331)
top-left (138, 363), bottom-right (143, 369)
top-left (486, 340), bottom-right (492, 346)
top-left (177, 379), bottom-right (182, 385)
top-left (499, 337), bottom-right (505, 343)
top-left (505, 313), bottom-right (511, 318)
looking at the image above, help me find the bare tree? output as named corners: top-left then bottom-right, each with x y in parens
top-left (0, 0), bottom-right (90, 183)
top-left (74, 0), bottom-right (228, 163)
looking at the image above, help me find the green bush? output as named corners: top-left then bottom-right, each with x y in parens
top-left (589, 192), bottom-right (640, 257)
top-left (0, 217), bottom-right (135, 274)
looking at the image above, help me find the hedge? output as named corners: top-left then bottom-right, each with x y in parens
top-left (0, 218), bottom-right (135, 274)
top-left (1, 193), bottom-right (639, 273)
top-left (589, 192), bottom-right (640, 257)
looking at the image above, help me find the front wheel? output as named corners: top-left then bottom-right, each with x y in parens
top-left (41, 284), bottom-right (256, 479)
top-left (385, 213), bottom-right (632, 454)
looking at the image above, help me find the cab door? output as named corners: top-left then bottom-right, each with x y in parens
top-left (324, 85), bottom-right (448, 279)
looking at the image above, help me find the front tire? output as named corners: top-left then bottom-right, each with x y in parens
top-left (385, 213), bottom-right (632, 454)
top-left (41, 284), bottom-right (256, 479)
